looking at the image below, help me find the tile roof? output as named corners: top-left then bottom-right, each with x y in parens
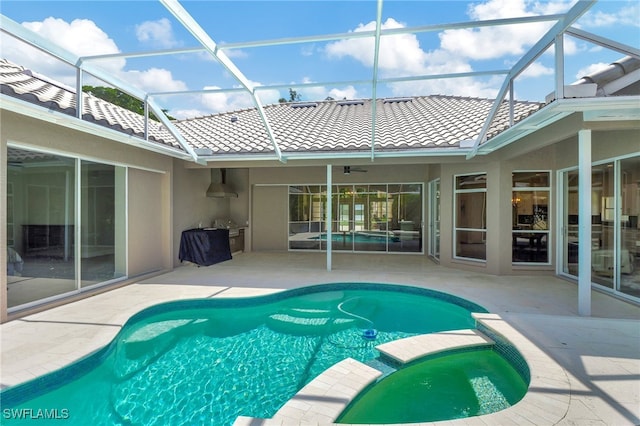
top-left (0, 59), bottom-right (181, 150)
top-left (174, 96), bottom-right (543, 156)
top-left (1, 58), bottom-right (544, 157)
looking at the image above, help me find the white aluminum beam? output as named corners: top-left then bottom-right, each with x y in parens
top-left (149, 69), bottom-right (510, 99)
top-left (159, 0), bottom-right (284, 163)
top-left (76, 67), bottom-right (83, 119)
top-left (466, 0), bottom-right (596, 160)
top-left (0, 14), bottom-right (79, 64)
top-left (76, 61), bottom-right (201, 163)
top-left (216, 14), bottom-right (565, 51)
top-left (555, 34), bottom-right (565, 100)
top-left (578, 129), bottom-right (592, 316)
top-left (69, 14), bottom-right (565, 65)
top-left (326, 165), bottom-right (333, 271)
top-left (147, 96), bottom-right (204, 164)
top-left (370, 0), bottom-right (384, 161)
top-left (566, 27), bottom-right (640, 59)
top-left (80, 46), bottom-right (204, 62)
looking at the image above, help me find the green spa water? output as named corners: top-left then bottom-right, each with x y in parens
top-left (1, 285), bottom-right (527, 425)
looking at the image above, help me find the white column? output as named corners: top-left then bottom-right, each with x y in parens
top-left (555, 34), bottom-right (565, 100)
top-left (326, 164), bottom-right (332, 271)
top-left (578, 129), bottom-right (591, 316)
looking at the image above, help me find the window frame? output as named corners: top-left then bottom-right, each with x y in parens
top-left (511, 170), bottom-right (552, 266)
top-left (453, 172), bottom-right (487, 262)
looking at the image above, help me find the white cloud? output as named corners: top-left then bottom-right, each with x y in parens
top-left (328, 85), bottom-right (359, 100)
top-left (171, 108), bottom-right (209, 120)
top-left (580, 3), bottom-right (640, 28)
top-left (438, 0), bottom-right (574, 61)
top-left (24, 17), bottom-right (121, 57)
top-left (200, 87), bottom-right (251, 112)
top-left (322, 0), bottom-right (582, 98)
top-left (518, 61), bottom-right (555, 79)
top-left (2, 17), bottom-right (189, 100)
top-left (0, 17), bottom-right (124, 84)
top-left (575, 62), bottom-right (609, 80)
top-left (121, 68), bottom-right (188, 93)
top-left (135, 18), bottom-right (179, 49)
top-left (223, 49), bottom-right (248, 59)
top-left (326, 18), bottom-right (428, 75)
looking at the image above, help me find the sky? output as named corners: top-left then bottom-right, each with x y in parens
top-left (1, 0), bottom-right (639, 120)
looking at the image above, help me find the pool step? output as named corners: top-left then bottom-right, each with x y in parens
top-left (266, 311), bottom-right (356, 335)
top-left (375, 328), bottom-right (494, 364)
top-left (364, 357), bottom-right (397, 380)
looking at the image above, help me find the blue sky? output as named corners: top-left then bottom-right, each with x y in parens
top-left (1, 0), bottom-right (639, 119)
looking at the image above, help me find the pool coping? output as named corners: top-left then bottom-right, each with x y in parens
top-left (233, 313), bottom-right (571, 426)
top-left (375, 328), bottom-right (494, 364)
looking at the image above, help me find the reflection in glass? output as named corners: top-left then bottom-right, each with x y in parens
top-left (288, 183), bottom-right (422, 253)
top-left (388, 184), bottom-right (422, 253)
top-left (512, 171), bottom-right (550, 263)
top-left (6, 148), bottom-right (76, 307)
top-left (454, 174), bottom-right (486, 261)
top-left (591, 163), bottom-right (614, 289)
top-left (562, 156), bottom-right (640, 303)
top-left (429, 179), bottom-right (440, 259)
top-left (619, 157), bottom-right (639, 298)
top-left (563, 170), bottom-right (579, 276)
top-left (288, 185), bottom-right (321, 250)
top-left (80, 161), bottom-right (126, 287)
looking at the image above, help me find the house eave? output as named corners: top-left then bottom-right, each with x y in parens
top-left (0, 94), bottom-right (193, 161)
top-left (474, 96), bottom-right (640, 156)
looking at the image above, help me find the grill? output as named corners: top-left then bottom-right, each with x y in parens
top-left (214, 218), bottom-right (240, 238)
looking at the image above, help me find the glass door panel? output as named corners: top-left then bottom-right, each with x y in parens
top-left (591, 163), bottom-right (614, 289)
top-left (620, 157), bottom-right (640, 298)
top-left (562, 170), bottom-right (579, 276)
top-left (80, 161), bottom-right (126, 288)
top-left (355, 185), bottom-right (387, 252)
top-left (389, 184), bottom-right (422, 253)
top-left (6, 148), bottom-right (76, 308)
top-left (289, 183), bottom-right (423, 254)
top-left (337, 185), bottom-right (354, 251)
top-left (429, 179), bottom-right (440, 259)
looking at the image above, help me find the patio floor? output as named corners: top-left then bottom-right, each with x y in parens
top-left (1, 251), bottom-right (639, 425)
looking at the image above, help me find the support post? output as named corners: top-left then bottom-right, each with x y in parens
top-left (326, 165), bottom-right (332, 271)
top-left (578, 129), bottom-right (591, 316)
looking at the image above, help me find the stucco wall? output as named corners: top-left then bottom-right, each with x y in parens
top-left (1, 110), bottom-right (175, 320)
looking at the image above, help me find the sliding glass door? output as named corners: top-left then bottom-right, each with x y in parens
top-left (288, 183), bottom-right (423, 253)
top-left (6, 147), bottom-right (127, 310)
top-left (560, 155), bottom-right (640, 301)
top-left (428, 179), bottom-right (440, 260)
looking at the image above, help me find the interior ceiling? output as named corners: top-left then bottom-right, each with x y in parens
top-left (1, 0), bottom-right (639, 164)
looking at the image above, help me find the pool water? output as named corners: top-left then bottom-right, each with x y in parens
top-left (1, 284), bottom-right (525, 425)
top-left (337, 348), bottom-right (528, 424)
top-left (311, 231), bottom-right (400, 243)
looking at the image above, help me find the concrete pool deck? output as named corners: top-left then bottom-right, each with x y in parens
top-left (1, 251), bottom-right (639, 425)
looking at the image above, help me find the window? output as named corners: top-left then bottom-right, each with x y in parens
top-left (454, 174), bottom-right (486, 261)
top-left (512, 171), bottom-right (550, 264)
top-left (288, 183), bottom-right (422, 253)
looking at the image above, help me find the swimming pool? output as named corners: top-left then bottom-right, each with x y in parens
top-left (311, 231), bottom-right (400, 243)
top-left (1, 283), bottom-right (526, 425)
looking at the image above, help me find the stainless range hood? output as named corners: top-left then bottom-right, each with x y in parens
top-left (206, 168), bottom-right (238, 198)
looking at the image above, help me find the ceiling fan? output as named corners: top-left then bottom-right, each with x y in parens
top-left (343, 166), bottom-right (367, 175)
